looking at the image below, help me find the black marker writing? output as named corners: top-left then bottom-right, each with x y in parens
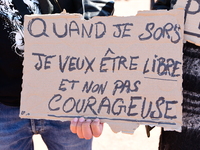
top-left (32, 53), bottom-right (56, 70)
top-left (113, 23), bottom-right (133, 38)
top-left (112, 80), bottom-right (141, 95)
top-left (143, 55), bottom-right (181, 77)
top-left (100, 52), bottom-right (139, 72)
top-left (48, 94), bottom-right (178, 120)
top-left (138, 22), bottom-right (181, 43)
top-left (27, 18), bottom-right (106, 39)
top-left (27, 18), bottom-right (49, 37)
top-left (58, 79), bottom-right (79, 91)
top-left (82, 81), bottom-right (108, 95)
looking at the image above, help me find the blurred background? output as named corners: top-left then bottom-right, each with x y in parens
top-left (114, 0), bottom-right (152, 16)
top-left (33, 0), bottom-right (161, 149)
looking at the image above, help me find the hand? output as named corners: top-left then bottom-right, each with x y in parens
top-left (70, 117), bottom-right (104, 140)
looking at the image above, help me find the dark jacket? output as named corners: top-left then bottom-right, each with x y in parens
top-left (152, 0), bottom-right (177, 10)
top-left (39, 0), bottom-right (114, 19)
top-left (0, 0), bottom-right (114, 106)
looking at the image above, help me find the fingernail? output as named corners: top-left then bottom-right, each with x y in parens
top-left (94, 118), bottom-right (99, 122)
top-left (86, 119), bottom-right (91, 122)
top-left (73, 118), bottom-right (78, 122)
top-left (79, 117), bottom-right (85, 122)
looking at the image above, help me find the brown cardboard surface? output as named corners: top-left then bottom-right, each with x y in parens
top-left (20, 9), bottom-right (184, 133)
top-left (174, 0), bottom-right (200, 46)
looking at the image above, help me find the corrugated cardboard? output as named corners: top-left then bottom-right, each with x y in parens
top-left (20, 9), bottom-right (184, 133)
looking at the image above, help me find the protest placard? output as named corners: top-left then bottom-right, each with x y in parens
top-left (174, 0), bottom-right (200, 45)
top-left (20, 9), bottom-right (184, 133)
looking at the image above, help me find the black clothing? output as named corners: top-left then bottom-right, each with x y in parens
top-left (0, 0), bottom-right (114, 106)
top-left (0, 19), bottom-right (23, 106)
top-left (159, 42), bottom-right (200, 150)
top-left (152, 0), bottom-right (177, 10)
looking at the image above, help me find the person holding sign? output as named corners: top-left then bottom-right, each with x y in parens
top-left (149, 0), bottom-right (200, 150)
top-left (0, 0), bottom-right (114, 150)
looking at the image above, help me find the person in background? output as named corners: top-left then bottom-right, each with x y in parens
top-left (0, 0), bottom-right (114, 149)
top-left (149, 0), bottom-right (200, 149)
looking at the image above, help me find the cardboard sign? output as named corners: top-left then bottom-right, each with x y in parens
top-left (20, 9), bottom-right (184, 133)
top-left (174, 0), bottom-right (200, 45)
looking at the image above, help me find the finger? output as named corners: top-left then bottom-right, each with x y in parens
top-left (82, 119), bottom-right (93, 140)
top-left (91, 118), bottom-right (104, 137)
top-left (76, 117), bottom-right (85, 139)
top-left (70, 118), bottom-right (78, 133)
